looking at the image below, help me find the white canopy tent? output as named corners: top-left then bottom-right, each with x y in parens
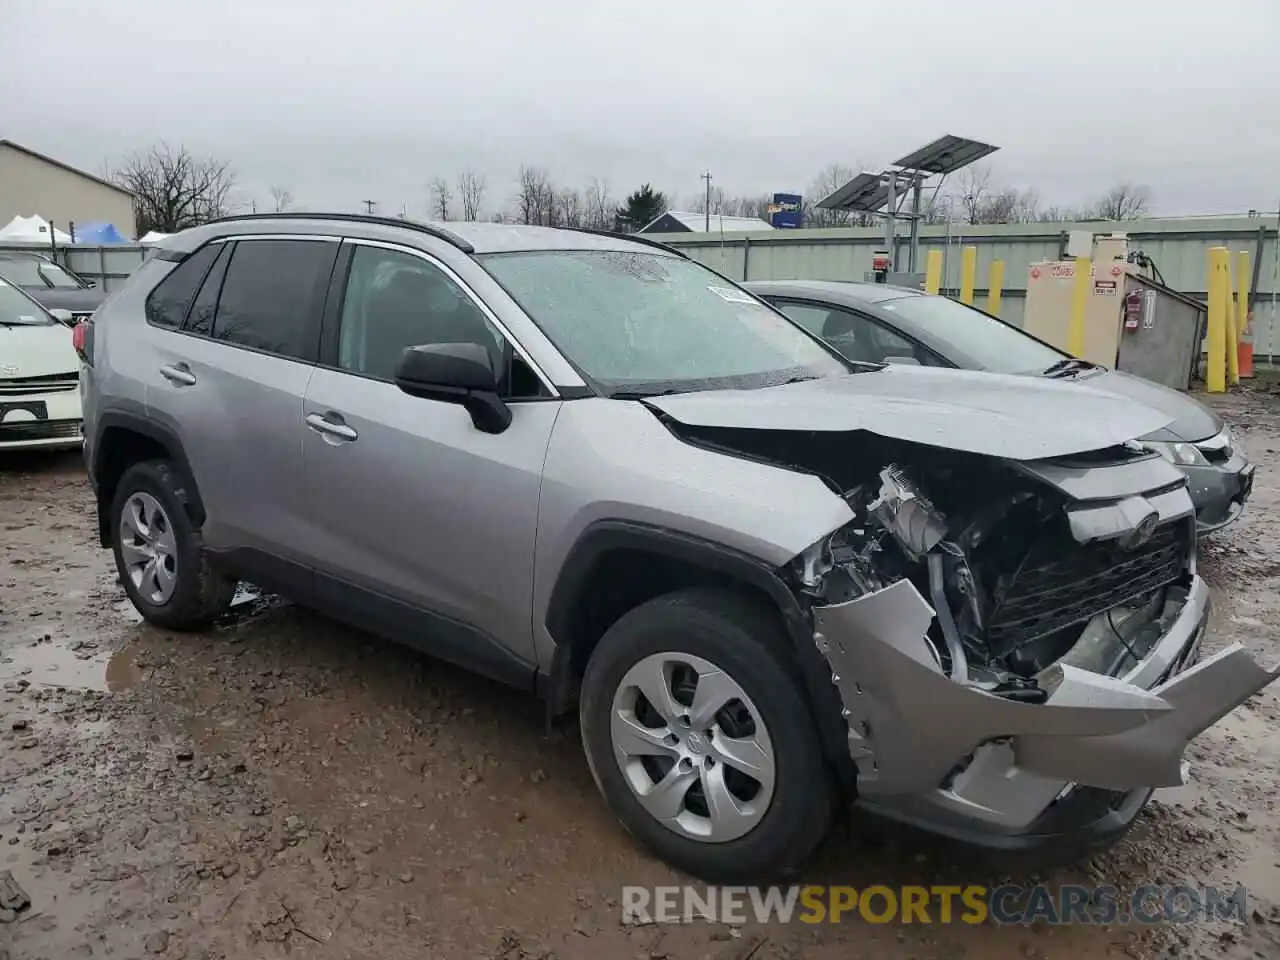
top-left (0, 214), bottom-right (72, 245)
top-left (138, 230), bottom-right (172, 244)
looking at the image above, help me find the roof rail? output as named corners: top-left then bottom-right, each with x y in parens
top-left (570, 228), bottom-right (689, 259)
top-left (206, 212), bottom-right (475, 254)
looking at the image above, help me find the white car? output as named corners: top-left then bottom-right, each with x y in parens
top-left (0, 275), bottom-right (83, 450)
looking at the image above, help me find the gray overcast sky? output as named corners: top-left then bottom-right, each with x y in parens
top-left (3, 0), bottom-right (1277, 218)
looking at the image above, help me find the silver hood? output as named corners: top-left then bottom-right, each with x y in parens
top-left (646, 365), bottom-right (1174, 462)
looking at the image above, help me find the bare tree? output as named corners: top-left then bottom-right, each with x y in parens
top-left (456, 169), bottom-right (486, 220)
top-left (583, 177), bottom-right (615, 230)
top-left (430, 178), bottom-right (453, 220)
top-left (1011, 188), bottom-right (1041, 223)
top-left (112, 142), bottom-right (236, 235)
top-left (955, 163), bottom-right (995, 225)
top-left (515, 165), bottom-right (554, 225)
top-left (917, 191), bottom-right (954, 224)
top-left (688, 185), bottom-right (725, 215)
top-left (556, 188), bottom-right (584, 228)
top-left (269, 186), bottom-right (293, 213)
top-left (1091, 183), bottom-right (1150, 220)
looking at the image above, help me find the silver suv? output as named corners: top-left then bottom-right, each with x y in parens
top-left (79, 215), bottom-right (1277, 880)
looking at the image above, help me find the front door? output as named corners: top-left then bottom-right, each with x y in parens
top-left (299, 240), bottom-right (559, 679)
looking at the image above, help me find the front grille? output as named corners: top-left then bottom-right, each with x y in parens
top-left (985, 520), bottom-right (1188, 654)
top-left (0, 372), bottom-right (79, 396)
top-left (0, 420), bottom-right (82, 442)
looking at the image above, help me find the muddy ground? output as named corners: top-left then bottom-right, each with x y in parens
top-left (1, 389), bottom-right (1278, 960)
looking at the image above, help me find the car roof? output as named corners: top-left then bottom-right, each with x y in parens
top-left (157, 213), bottom-right (683, 258)
top-left (744, 278), bottom-right (923, 305)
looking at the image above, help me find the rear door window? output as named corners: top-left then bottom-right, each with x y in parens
top-left (210, 239), bottom-right (337, 362)
top-left (184, 243), bottom-right (232, 337)
top-left (144, 243), bottom-right (221, 329)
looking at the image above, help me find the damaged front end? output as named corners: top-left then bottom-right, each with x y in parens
top-left (786, 443), bottom-right (1279, 834)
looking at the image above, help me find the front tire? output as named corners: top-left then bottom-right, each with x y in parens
top-left (580, 588), bottom-right (833, 881)
top-left (110, 460), bottom-right (236, 631)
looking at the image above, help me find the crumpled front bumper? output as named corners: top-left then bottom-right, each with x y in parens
top-left (812, 574), bottom-right (1279, 837)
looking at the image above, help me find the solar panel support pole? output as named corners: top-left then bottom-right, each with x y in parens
top-left (908, 178), bottom-right (923, 271)
top-left (884, 174), bottom-right (896, 269)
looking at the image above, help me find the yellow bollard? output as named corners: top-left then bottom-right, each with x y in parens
top-left (1205, 247), bottom-right (1227, 393)
top-left (1222, 253), bottom-right (1240, 385)
top-left (924, 249), bottom-right (943, 295)
top-left (987, 260), bottom-right (1005, 317)
top-left (1068, 256), bottom-right (1090, 358)
top-left (959, 246), bottom-right (977, 305)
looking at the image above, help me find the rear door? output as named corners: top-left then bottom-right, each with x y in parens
top-left (145, 235), bottom-right (338, 590)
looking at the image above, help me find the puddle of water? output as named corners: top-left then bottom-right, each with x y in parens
top-left (104, 645), bottom-right (142, 692)
top-left (0, 641), bottom-right (142, 693)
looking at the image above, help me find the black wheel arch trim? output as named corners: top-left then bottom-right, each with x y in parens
top-left (91, 409), bottom-right (206, 545)
top-left (542, 519), bottom-right (857, 793)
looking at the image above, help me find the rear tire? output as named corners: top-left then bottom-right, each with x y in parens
top-left (110, 460), bottom-right (236, 631)
top-left (580, 588), bottom-right (833, 882)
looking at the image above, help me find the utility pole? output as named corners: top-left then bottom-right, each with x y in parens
top-left (700, 171), bottom-right (713, 232)
top-left (361, 199), bottom-right (376, 215)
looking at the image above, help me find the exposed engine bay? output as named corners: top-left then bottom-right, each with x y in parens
top-left (675, 423), bottom-right (1193, 694)
top-left (796, 458), bottom-right (1191, 694)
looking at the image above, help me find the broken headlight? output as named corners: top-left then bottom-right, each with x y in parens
top-left (1141, 440), bottom-right (1209, 467)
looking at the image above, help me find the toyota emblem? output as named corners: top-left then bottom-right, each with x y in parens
top-left (1119, 511), bottom-right (1160, 551)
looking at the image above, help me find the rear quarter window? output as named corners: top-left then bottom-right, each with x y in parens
top-left (144, 243), bottom-right (222, 329)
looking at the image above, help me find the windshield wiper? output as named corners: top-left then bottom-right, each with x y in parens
top-left (611, 388), bottom-right (682, 400)
top-left (1041, 358), bottom-right (1097, 378)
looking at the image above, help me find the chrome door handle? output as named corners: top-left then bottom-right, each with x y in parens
top-left (159, 363), bottom-right (197, 386)
top-left (305, 412), bottom-right (358, 441)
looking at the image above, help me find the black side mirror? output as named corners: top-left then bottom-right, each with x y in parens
top-left (394, 343), bottom-right (512, 434)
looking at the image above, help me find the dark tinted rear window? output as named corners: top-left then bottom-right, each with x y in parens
top-left (211, 239), bottom-right (335, 361)
top-left (145, 243), bottom-right (221, 328)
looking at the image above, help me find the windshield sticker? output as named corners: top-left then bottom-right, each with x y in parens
top-left (708, 285), bottom-right (758, 305)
